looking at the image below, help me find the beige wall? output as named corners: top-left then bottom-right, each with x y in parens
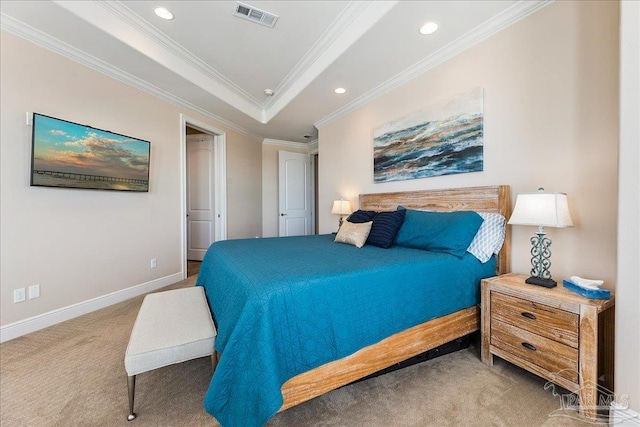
top-left (0, 31), bottom-right (262, 327)
top-left (318, 1), bottom-right (619, 285)
top-left (227, 137), bottom-right (263, 239)
top-left (261, 142), bottom-right (311, 237)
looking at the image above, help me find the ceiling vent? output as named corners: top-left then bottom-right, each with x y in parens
top-left (234, 2), bottom-right (278, 28)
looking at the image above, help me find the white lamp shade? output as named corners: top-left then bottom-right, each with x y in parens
top-left (331, 200), bottom-right (353, 215)
top-left (508, 192), bottom-right (574, 228)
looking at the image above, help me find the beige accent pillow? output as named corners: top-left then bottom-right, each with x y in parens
top-left (334, 220), bottom-right (373, 248)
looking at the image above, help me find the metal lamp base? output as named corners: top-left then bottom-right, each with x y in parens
top-left (525, 276), bottom-right (557, 288)
top-left (526, 229), bottom-right (556, 288)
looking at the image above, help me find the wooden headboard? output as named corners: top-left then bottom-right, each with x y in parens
top-left (359, 185), bottom-right (511, 275)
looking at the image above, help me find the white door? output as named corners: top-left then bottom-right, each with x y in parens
top-left (187, 137), bottom-right (215, 260)
top-left (279, 151), bottom-right (312, 237)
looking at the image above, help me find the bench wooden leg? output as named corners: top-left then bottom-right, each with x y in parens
top-left (127, 375), bottom-right (137, 421)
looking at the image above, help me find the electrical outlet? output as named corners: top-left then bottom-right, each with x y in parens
top-left (29, 284), bottom-right (40, 299)
top-left (150, 258), bottom-right (157, 268)
top-left (14, 288), bottom-right (26, 303)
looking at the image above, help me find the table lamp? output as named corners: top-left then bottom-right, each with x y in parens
top-left (331, 199), bottom-right (353, 229)
top-left (508, 188), bottom-right (574, 288)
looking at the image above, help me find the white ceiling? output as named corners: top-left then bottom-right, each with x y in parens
top-left (0, 1), bottom-right (551, 142)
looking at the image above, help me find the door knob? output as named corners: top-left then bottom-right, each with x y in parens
top-left (280, 213), bottom-right (287, 216)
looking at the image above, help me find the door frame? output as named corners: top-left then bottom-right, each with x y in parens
top-left (180, 114), bottom-right (227, 279)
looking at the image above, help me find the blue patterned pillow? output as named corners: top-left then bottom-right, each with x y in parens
top-left (347, 210), bottom-right (376, 223)
top-left (394, 209), bottom-right (483, 258)
top-left (366, 210), bottom-right (406, 248)
top-left (466, 212), bottom-right (506, 263)
top-left (347, 209), bottom-right (406, 248)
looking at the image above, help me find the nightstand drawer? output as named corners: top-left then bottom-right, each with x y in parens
top-left (491, 291), bottom-right (579, 348)
top-left (491, 319), bottom-right (578, 383)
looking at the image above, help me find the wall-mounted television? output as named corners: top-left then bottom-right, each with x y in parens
top-left (30, 113), bottom-right (150, 192)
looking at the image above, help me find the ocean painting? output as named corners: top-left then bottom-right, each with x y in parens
top-left (373, 87), bottom-right (483, 183)
top-left (31, 114), bottom-right (150, 192)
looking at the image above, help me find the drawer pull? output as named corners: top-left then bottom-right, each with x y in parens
top-left (521, 312), bottom-right (537, 320)
top-left (521, 342), bottom-right (537, 351)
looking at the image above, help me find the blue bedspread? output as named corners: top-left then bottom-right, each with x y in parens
top-left (196, 234), bottom-right (496, 426)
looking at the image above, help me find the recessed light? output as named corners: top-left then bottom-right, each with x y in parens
top-left (419, 21), bottom-right (439, 35)
top-left (154, 7), bottom-right (174, 20)
top-left (334, 88), bottom-right (346, 94)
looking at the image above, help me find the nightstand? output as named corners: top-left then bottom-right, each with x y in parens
top-left (481, 273), bottom-right (615, 420)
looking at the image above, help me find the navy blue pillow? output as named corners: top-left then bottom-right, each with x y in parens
top-left (366, 210), bottom-right (406, 248)
top-left (394, 209), bottom-right (483, 258)
top-left (347, 209), bottom-right (406, 248)
top-left (347, 210), bottom-right (376, 223)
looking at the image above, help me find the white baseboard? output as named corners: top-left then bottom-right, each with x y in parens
top-left (611, 403), bottom-right (640, 426)
top-left (0, 272), bottom-right (184, 343)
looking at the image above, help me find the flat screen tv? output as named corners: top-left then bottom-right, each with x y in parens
top-left (31, 113), bottom-right (150, 192)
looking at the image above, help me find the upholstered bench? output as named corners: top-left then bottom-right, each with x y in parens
top-left (124, 287), bottom-right (217, 421)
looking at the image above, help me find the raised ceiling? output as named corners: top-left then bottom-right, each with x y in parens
top-left (0, 1), bottom-right (551, 142)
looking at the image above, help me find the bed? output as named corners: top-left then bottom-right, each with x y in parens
top-left (197, 185), bottom-right (510, 426)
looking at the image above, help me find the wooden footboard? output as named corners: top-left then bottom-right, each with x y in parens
top-left (279, 185), bottom-right (510, 412)
top-left (280, 305), bottom-right (479, 410)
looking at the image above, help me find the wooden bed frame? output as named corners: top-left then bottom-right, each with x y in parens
top-left (280, 185), bottom-right (511, 411)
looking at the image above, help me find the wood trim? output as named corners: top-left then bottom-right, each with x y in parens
top-left (483, 273), bottom-right (615, 314)
top-left (578, 304), bottom-right (599, 420)
top-left (359, 185), bottom-right (511, 275)
top-left (280, 306), bottom-right (479, 411)
top-left (279, 185), bottom-right (511, 412)
top-left (481, 279), bottom-right (493, 366)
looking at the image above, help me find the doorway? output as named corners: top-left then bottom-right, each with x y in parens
top-left (180, 115), bottom-right (227, 279)
top-left (186, 131), bottom-right (215, 264)
top-left (278, 151), bottom-right (312, 236)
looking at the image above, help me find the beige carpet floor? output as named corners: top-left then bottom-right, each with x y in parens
top-left (1, 276), bottom-right (597, 427)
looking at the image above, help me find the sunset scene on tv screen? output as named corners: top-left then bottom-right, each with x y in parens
top-left (31, 114), bottom-right (150, 191)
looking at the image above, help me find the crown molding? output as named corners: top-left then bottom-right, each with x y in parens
top-left (263, 138), bottom-right (318, 153)
top-left (262, 138), bottom-right (312, 149)
top-left (53, 0), bottom-right (264, 122)
top-left (102, 1), bottom-right (262, 107)
top-left (262, 1), bottom-right (397, 122)
top-left (52, 0), bottom-right (396, 126)
top-left (264, 2), bottom-right (372, 109)
top-left (3, 0), bottom-right (549, 138)
top-left (0, 13), bottom-right (263, 142)
top-left (315, 0), bottom-right (554, 129)
top-left (308, 140), bottom-right (319, 155)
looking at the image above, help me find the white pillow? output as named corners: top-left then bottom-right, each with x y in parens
top-left (334, 220), bottom-right (373, 248)
top-left (466, 212), bottom-right (506, 263)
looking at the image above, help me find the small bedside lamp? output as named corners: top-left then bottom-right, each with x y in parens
top-left (508, 188), bottom-right (574, 288)
top-left (331, 199), bottom-right (353, 229)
